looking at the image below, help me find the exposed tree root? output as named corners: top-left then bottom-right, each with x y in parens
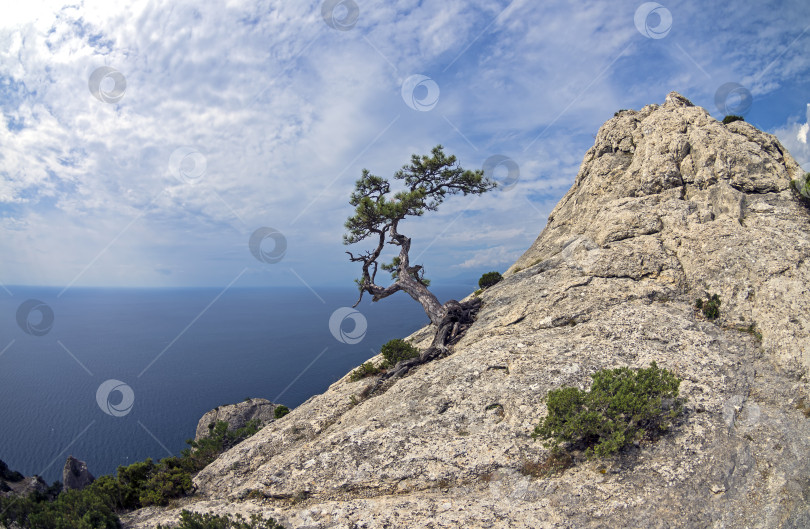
top-left (361, 297), bottom-right (483, 399)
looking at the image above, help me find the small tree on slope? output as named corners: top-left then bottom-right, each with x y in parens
top-left (344, 145), bottom-right (496, 326)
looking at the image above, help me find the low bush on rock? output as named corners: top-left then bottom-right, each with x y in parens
top-left (273, 405), bottom-right (289, 419)
top-left (695, 293), bottom-right (721, 320)
top-left (349, 361), bottom-right (385, 381)
top-left (157, 510), bottom-right (284, 529)
top-left (478, 271), bottom-right (503, 290)
top-left (533, 362), bottom-right (683, 459)
top-left (792, 172), bottom-right (810, 202)
top-left (380, 338), bottom-right (420, 367)
top-left (348, 339), bottom-right (420, 382)
top-left (722, 115), bottom-right (744, 124)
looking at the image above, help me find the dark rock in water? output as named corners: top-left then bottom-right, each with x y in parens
top-left (62, 455), bottom-right (95, 491)
top-left (194, 397), bottom-right (278, 441)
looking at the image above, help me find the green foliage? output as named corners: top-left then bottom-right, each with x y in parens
top-left (344, 145), bottom-right (496, 245)
top-left (381, 256), bottom-right (430, 286)
top-left (139, 458), bottom-right (194, 507)
top-left (0, 420), bottom-right (264, 528)
top-left (0, 487), bottom-right (120, 529)
top-left (696, 293), bottom-right (721, 320)
top-left (349, 361), bottom-right (385, 381)
top-left (478, 271), bottom-right (503, 290)
top-left (157, 510), bottom-right (284, 529)
top-left (533, 362), bottom-right (683, 459)
top-left (343, 146), bottom-right (496, 313)
top-left (380, 338), bottom-right (420, 367)
top-left (722, 115), bottom-right (744, 124)
top-left (793, 172), bottom-right (810, 199)
top-left (273, 405), bottom-right (290, 419)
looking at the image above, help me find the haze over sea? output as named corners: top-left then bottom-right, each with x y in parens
top-left (0, 285), bottom-right (470, 484)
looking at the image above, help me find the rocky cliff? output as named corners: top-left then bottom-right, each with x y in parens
top-left (194, 398), bottom-right (280, 442)
top-left (125, 93), bottom-right (810, 528)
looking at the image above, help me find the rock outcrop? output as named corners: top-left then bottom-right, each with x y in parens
top-left (125, 93), bottom-right (810, 528)
top-left (0, 459), bottom-right (52, 499)
top-left (195, 398), bottom-right (278, 441)
top-left (62, 455), bottom-right (95, 492)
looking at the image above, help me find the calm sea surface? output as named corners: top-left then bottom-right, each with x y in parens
top-left (0, 285), bottom-right (471, 483)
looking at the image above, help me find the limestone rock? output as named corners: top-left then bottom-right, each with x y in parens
top-left (195, 398), bottom-right (278, 441)
top-left (62, 455), bottom-right (95, 492)
top-left (124, 93), bottom-right (810, 528)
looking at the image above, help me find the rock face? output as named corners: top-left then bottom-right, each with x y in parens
top-left (194, 398), bottom-right (278, 441)
top-left (125, 93), bottom-right (810, 528)
top-left (0, 459), bottom-right (51, 499)
top-left (62, 455), bottom-right (95, 492)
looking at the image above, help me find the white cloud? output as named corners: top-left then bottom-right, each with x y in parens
top-left (773, 103), bottom-right (810, 172)
top-left (1, 0), bottom-right (809, 287)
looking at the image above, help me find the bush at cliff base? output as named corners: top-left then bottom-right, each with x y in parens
top-left (0, 420), bottom-right (264, 528)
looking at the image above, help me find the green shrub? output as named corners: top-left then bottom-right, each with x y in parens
top-left (139, 458), bottom-right (194, 507)
top-left (478, 271), bottom-right (503, 290)
top-left (349, 361), bottom-right (384, 381)
top-left (0, 486), bottom-right (120, 529)
top-left (157, 509), bottom-right (284, 528)
top-left (380, 338), bottom-right (420, 367)
top-left (793, 172), bottom-right (810, 199)
top-left (696, 293), bottom-right (721, 320)
top-left (0, 419), bottom-right (266, 528)
top-left (533, 362), bottom-right (683, 458)
top-left (722, 115), bottom-right (744, 124)
top-left (273, 405), bottom-right (290, 419)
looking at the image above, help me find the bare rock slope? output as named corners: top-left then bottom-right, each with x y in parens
top-left (126, 93), bottom-right (810, 528)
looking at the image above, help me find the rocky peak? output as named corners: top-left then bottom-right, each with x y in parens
top-left (508, 91), bottom-right (808, 372)
top-left (125, 94), bottom-right (810, 528)
top-left (664, 90), bottom-right (694, 108)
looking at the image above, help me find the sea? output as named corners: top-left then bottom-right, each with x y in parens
top-left (0, 285), bottom-right (471, 484)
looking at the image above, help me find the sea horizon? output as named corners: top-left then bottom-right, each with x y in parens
top-left (0, 284), bottom-right (473, 483)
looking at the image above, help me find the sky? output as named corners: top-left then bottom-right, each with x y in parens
top-left (0, 0), bottom-right (808, 289)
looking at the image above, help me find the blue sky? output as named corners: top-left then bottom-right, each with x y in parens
top-left (0, 0), bottom-right (808, 289)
